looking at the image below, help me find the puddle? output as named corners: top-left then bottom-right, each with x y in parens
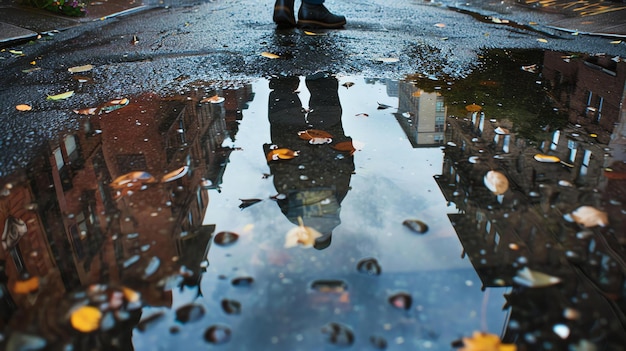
top-left (0, 48), bottom-right (625, 350)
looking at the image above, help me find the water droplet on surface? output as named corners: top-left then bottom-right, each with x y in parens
top-left (321, 322), bottom-right (354, 346)
top-left (175, 304), bottom-right (205, 323)
top-left (402, 219), bottom-right (428, 234)
top-left (356, 258), bottom-right (382, 276)
top-left (388, 292), bottom-right (412, 310)
top-left (370, 335), bottom-right (387, 349)
top-left (221, 299), bottom-right (242, 314)
top-left (214, 231), bottom-right (239, 246)
top-left (553, 324), bottom-right (570, 339)
top-left (204, 324), bottom-right (232, 344)
top-left (231, 276), bottom-right (254, 287)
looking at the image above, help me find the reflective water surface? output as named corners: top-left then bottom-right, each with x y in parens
top-left (1, 49), bottom-right (625, 350)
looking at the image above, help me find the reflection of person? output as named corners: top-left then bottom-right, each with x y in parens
top-left (273, 0), bottom-right (346, 29)
top-left (265, 72), bottom-right (354, 249)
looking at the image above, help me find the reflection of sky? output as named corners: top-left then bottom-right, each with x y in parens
top-left (139, 77), bottom-right (510, 350)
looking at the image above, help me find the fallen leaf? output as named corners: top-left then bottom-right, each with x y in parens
top-left (355, 113), bottom-right (369, 117)
top-left (342, 82), bottom-right (354, 88)
top-left (377, 102), bottom-right (393, 110)
top-left (537, 38), bottom-right (548, 43)
top-left (9, 50), bottom-right (23, 55)
top-left (458, 331), bottom-right (517, 351)
top-left (533, 154), bottom-right (560, 163)
top-left (16, 104), bottom-right (32, 111)
top-left (284, 217), bottom-right (323, 248)
top-left (331, 141), bottom-right (357, 154)
top-left (374, 57), bottom-right (399, 63)
top-left (304, 31), bottom-right (326, 36)
top-left (68, 64), bottom-right (93, 73)
top-left (12, 276), bottom-right (39, 294)
top-left (513, 267), bottom-right (561, 288)
top-left (70, 306), bottom-right (102, 333)
top-left (261, 52), bottom-right (280, 59)
top-left (73, 107), bottom-right (99, 115)
top-left (22, 67), bottom-right (41, 73)
top-left (200, 95), bottom-right (225, 104)
top-left (161, 166), bottom-right (189, 183)
top-left (110, 171), bottom-right (157, 189)
top-left (239, 198), bottom-right (262, 209)
top-left (267, 148), bottom-right (299, 162)
top-left (131, 35), bottom-right (139, 45)
top-left (122, 287), bottom-right (140, 303)
top-left (298, 129), bottom-right (333, 140)
top-left (610, 40), bottom-right (622, 44)
top-left (483, 170), bottom-right (509, 195)
top-left (567, 206), bottom-right (609, 227)
top-left (99, 98), bottom-right (130, 113)
top-left (46, 90), bottom-right (74, 101)
top-left (402, 219), bottom-right (428, 234)
top-left (521, 64), bottom-right (538, 73)
top-left (434, 23), bottom-right (446, 28)
top-left (465, 104), bottom-right (482, 112)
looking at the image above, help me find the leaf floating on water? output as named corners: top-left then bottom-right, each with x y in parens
top-left (566, 206), bottom-right (609, 228)
top-left (402, 219), bottom-right (428, 234)
top-left (73, 107), bottom-right (99, 115)
top-left (110, 171), bottom-right (156, 189)
top-left (465, 103), bottom-right (482, 112)
top-left (456, 331), bottom-right (517, 351)
top-left (100, 97), bottom-right (130, 113)
top-left (46, 90), bottom-right (74, 100)
top-left (377, 102), bottom-right (392, 110)
top-left (468, 156), bottom-right (480, 164)
top-left (261, 51), bottom-right (280, 59)
top-left (16, 104), bottom-right (32, 111)
top-left (161, 166), bottom-right (189, 183)
top-left (221, 299), bottom-right (242, 314)
top-left (332, 140), bottom-right (358, 155)
top-left (214, 231), bottom-right (239, 245)
top-left (342, 82), bottom-right (354, 88)
top-left (533, 154), bottom-right (560, 163)
top-left (70, 306), bottom-right (102, 333)
top-left (285, 217), bottom-right (322, 248)
top-left (175, 304), bottom-right (205, 324)
top-left (239, 198), bottom-right (262, 209)
top-left (12, 276), bottom-right (39, 294)
top-left (521, 64), bottom-right (538, 73)
top-left (494, 127), bottom-right (510, 135)
top-left (355, 113), bottom-right (369, 117)
top-left (68, 64), bottom-right (93, 73)
top-left (200, 95), bottom-right (225, 104)
top-left (483, 170), bottom-right (509, 195)
top-left (374, 57), bottom-right (399, 63)
top-left (266, 148), bottom-right (299, 162)
top-left (298, 129), bottom-right (333, 140)
top-left (513, 267), bottom-right (561, 288)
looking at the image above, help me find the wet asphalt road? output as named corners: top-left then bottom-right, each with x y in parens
top-left (0, 0), bottom-right (625, 175)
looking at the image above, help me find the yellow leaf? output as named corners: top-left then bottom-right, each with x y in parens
top-left (537, 38), bottom-right (548, 43)
top-left (483, 170), bottom-right (509, 195)
top-left (9, 50), bottom-right (23, 55)
top-left (68, 64), bottom-right (93, 73)
top-left (533, 154), bottom-right (560, 163)
top-left (70, 306), bottom-right (102, 333)
top-left (16, 104), bottom-right (32, 111)
top-left (46, 90), bottom-right (74, 100)
top-left (122, 287), bottom-right (140, 303)
top-left (285, 217), bottom-right (323, 248)
top-left (12, 276), bottom-right (39, 294)
top-left (459, 331), bottom-right (517, 351)
top-left (610, 40), bottom-right (622, 44)
top-left (161, 166), bottom-right (189, 183)
top-left (266, 148), bottom-right (299, 162)
top-left (304, 31), bottom-right (326, 36)
top-left (261, 52), bottom-right (280, 59)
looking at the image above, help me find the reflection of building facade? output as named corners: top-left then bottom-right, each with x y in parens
top-left (394, 81), bottom-right (446, 147)
top-left (0, 84), bottom-right (253, 335)
top-left (436, 106), bottom-right (626, 347)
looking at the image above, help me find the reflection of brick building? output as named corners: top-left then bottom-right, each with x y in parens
top-left (436, 110), bottom-right (626, 348)
top-left (394, 81), bottom-right (446, 147)
top-left (543, 50), bottom-right (626, 144)
top-left (0, 84), bottom-right (254, 321)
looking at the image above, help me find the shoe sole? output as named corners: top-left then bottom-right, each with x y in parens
top-left (273, 6), bottom-right (296, 27)
top-left (297, 19), bottom-right (346, 29)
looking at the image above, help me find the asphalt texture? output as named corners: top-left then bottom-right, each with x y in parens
top-left (0, 0), bottom-right (625, 175)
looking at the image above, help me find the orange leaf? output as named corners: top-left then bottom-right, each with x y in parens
top-left (70, 306), bottom-right (102, 333)
top-left (465, 104), bottom-right (482, 112)
top-left (12, 276), bottom-right (39, 294)
top-left (459, 332), bottom-right (517, 351)
top-left (267, 148), bottom-right (299, 162)
top-left (331, 141), bottom-right (357, 154)
top-left (16, 104), bottom-right (32, 111)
